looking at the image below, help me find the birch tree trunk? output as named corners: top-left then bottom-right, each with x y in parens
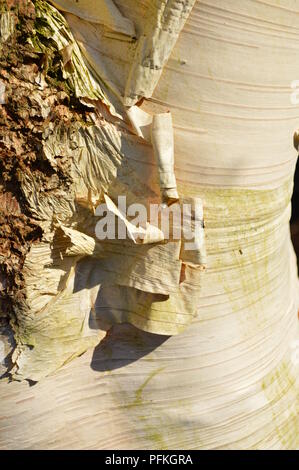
top-left (0, 0), bottom-right (299, 450)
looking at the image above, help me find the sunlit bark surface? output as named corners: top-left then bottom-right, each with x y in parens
top-left (0, 0), bottom-right (298, 450)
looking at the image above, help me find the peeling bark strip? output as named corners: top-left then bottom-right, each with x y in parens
top-left (151, 112), bottom-right (178, 204)
top-left (123, 0), bottom-right (197, 106)
top-left (50, 0), bottom-right (136, 37)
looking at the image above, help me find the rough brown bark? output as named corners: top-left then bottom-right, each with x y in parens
top-left (0, 0), bottom-right (92, 376)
